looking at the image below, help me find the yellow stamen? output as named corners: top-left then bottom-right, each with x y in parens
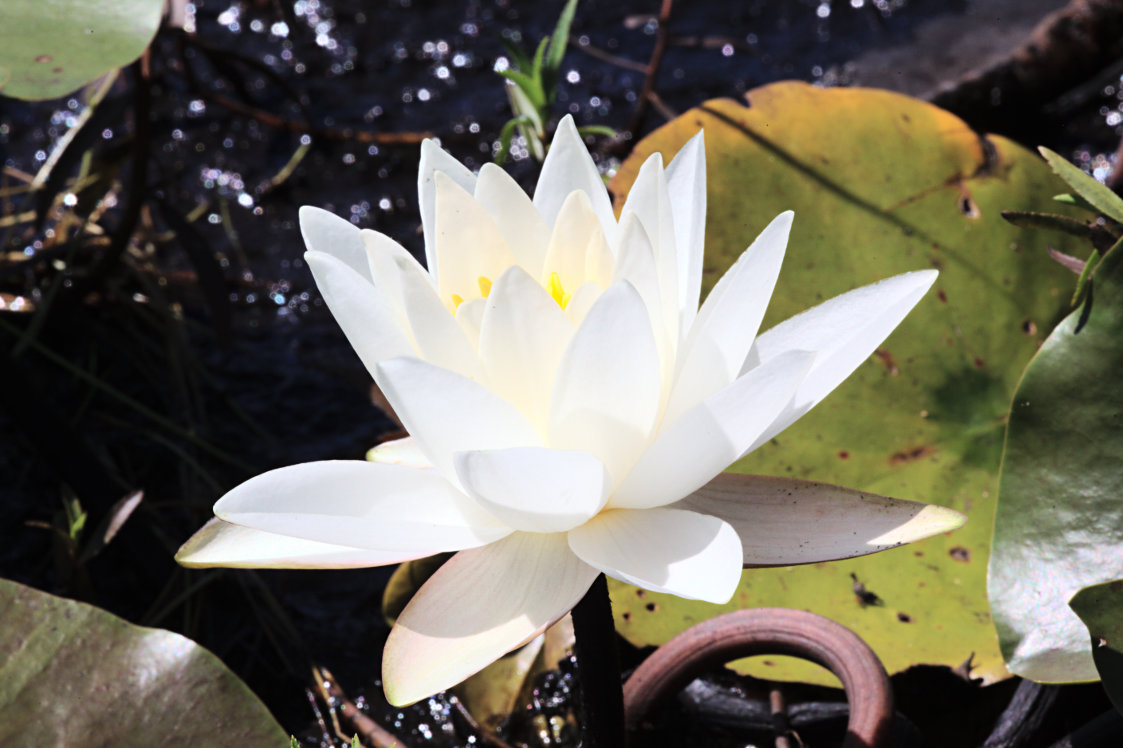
top-left (546, 271), bottom-right (571, 310)
top-left (477, 276), bottom-right (493, 298)
top-left (450, 293), bottom-right (464, 309)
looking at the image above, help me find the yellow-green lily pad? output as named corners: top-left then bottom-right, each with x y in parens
top-left (607, 82), bottom-right (1085, 686)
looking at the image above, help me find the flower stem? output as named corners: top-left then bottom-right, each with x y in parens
top-left (570, 573), bottom-right (625, 748)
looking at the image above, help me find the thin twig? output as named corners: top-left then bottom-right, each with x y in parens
top-left (318, 666), bottom-right (413, 748)
top-left (572, 39), bottom-right (648, 73)
top-left (625, 0), bottom-right (675, 138)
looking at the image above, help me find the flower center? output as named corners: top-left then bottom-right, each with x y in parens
top-left (449, 272), bottom-right (571, 311)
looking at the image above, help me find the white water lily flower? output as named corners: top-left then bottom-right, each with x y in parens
top-left (177, 115), bottom-right (965, 706)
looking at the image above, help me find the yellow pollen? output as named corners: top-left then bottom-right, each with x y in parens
top-left (477, 275), bottom-right (493, 298)
top-left (546, 272), bottom-right (571, 310)
top-left (450, 293), bottom-right (464, 309)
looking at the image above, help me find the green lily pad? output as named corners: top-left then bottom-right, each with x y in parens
top-left (1069, 580), bottom-right (1123, 715)
top-left (0, 0), bottom-right (163, 101)
top-left (990, 244), bottom-right (1123, 682)
top-left (607, 82), bottom-right (1084, 686)
top-left (0, 577), bottom-right (287, 745)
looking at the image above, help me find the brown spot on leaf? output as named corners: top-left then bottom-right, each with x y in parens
top-left (874, 349), bottom-right (899, 375)
top-left (635, 589), bottom-right (646, 598)
top-left (34, 54), bottom-right (52, 63)
top-left (958, 194), bottom-right (981, 218)
top-left (937, 289), bottom-right (948, 303)
top-left (644, 602), bottom-right (657, 613)
top-left (889, 445), bottom-right (937, 466)
top-left (974, 357), bottom-right (985, 369)
top-left (897, 612), bottom-right (913, 623)
top-left (621, 612), bottom-right (631, 623)
top-left (1022, 320), bottom-right (1037, 335)
top-left (913, 550), bottom-right (924, 557)
top-left (949, 546), bottom-right (971, 562)
top-left (52, 67), bottom-right (63, 74)
top-left (838, 450), bottom-right (850, 460)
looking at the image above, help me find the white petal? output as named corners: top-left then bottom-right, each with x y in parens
top-left (548, 281), bottom-right (662, 485)
top-left (741, 269), bottom-right (938, 453)
top-left (455, 296), bottom-right (486, 349)
top-left (305, 250), bottom-right (415, 379)
top-left (533, 115), bottom-right (616, 235)
top-left (672, 473), bottom-right (966, 566)
top-left (475, 163), bottom-right (550, 277)
top-left (299, 206), bottom-right (372, 282)
top-left (419, 139), bottom-right (477, 283)
top-left (541, 190), bottom-right (607, 294)
top-left (214, 461), bottom-right (510, 553)
top-left (435, 172), bottom-right (518, 309)
top-left (366, 436), bottom-right (434, 469)
top-left (665, 211), bottom-right (791, 425)
top-left (176, 517), bottom-right (418, 569)
top-left (376, 357), bottom-right (541, 481)
top-left (613, 212), bottom-right (671, 389)
top-left (611, 350), bottom-right (814, 510)
top-left (363, 228), bottom-right (482, 380)
top-left (383, 532), bottom-right (598, 706)
top-left (454, 448), bottom-right (610, 533)
top-left (567, 508), bottom-right (742, 603)
top-left (479, 266), bottom-right (575, 432)
top-left (563, 281), bottom-right (602, 327)
top-left (617, 152), bottom-right (678, 348)
top-left (664, 130), bottom-right (706, 332)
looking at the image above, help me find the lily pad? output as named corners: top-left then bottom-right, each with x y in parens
top-left (0, 577), bottom-right (287, 745)
top-left (607, 82), bottom-right (1084, 686)
top-left (990, 244), bottom-right (1123, 682)
top-left (1069, 580), bottom-right (1123, 715)
top-left (0, 0), bottom-right (163, 101)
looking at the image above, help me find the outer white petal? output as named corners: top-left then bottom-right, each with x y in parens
top-left (563, 281), bottom-right (602, 327)
top-left (567, 508), bottom-right (742, 603)
top-left (664, 129), bottom-right (706, 331)
top-left (383, 532), bottom-right (599, 706)
top-left (363, 228), bottom-right (482, 380)
top-left (419, 139), bottom-right (477, 282)
top-left (671, 473), bottom-right (966, 566)
top-left (454, 296), bottom-right (486, 349)
top-left (611, 350), bottom-right (814, 510)
top-left (454, 448), bottom-right (610, 533)
top-left (299, 206), bottom-right (372, 282)
top-left (435, 172), bottom-right (518, 309)
top-left (176, 517), bottom-right (420, 569)
top-left (376, 357), bottom-right (541, 481)
top-left (474, 162), bottom-right (550, 277)
top-left (533, 115), bottom-right (616, 235)
top-left (479, 266), bottom-right (575, 433)
top-left (214, 461), bottom-right (511, 553)
top-left (366, 436), bottom-right (434, 469)
top-left (548, 281), bottom-right (662, 485)
top-left (741, 269), bottom-right (938, 453)
top-left (305, 250), bottom-right (415, 379)
top-left (665, 211), bottom-right (791, 425)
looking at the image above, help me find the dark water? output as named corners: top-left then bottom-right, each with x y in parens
top-left (1, 1), bottom-right (1121, 745)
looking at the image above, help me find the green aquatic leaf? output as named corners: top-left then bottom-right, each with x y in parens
top-left (0, 577), bottom-right (287, 745)
top-left (607, 82), bottom-right (1085, 686)
top-left (989, 243), bottom-right (1123, 683)
top-left (1038, 147), bottom-right (1123, 225)
top-left (1069, 580), bottom-right (1123, 716)
top-left (0, 0), bottom-right (163, 101)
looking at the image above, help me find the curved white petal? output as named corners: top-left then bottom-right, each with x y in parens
top-left (435, 172), bottom-right (518, 310)
top-left (671, 473), bottom-right (966, 566)
top-left (299, 206), bottom-right (372, 282)
top-left (563, 281), bottom-right (602, 327)
top-left (366, 436), bottom-right (434, 469)
top-left (741, 269), bottom-right (938, 453)
top-left (541, 190), bottom-right (608, 294)
top-left (383, 532), bottom-right (598, 706)
top-left (533, 115), bottom-right (616, 235)
top-left (475, 163), bottom-right (550, 277)
top-left (567, 508), bottom-right (742, 603)
top-left (305, 250), bottom-right (415, 379)
top-left (214, 461), bottom-right (510, 553)
top-left (454, 448), bottom-right (610, 533)
top-left (176, 517), bottom-right (420, 569)
top-left (611, 350), bottom-right (814, 510)
top-left (617, 151), bottom-right (679, 347)
top-left (376, 357), bottom-right (541, 481)
top-left (548, 281), bottom-right (662, 485)
top-left (419, 139), bottom-right (477, 282)
top-left (479, 266), bottom-right (575, 433)
top-left (665, 129), bottom-right (706, 331)
top-left (361, 229), bottom-right (423, 348)
top-left (665, 211), bottom-right (792, 425)
top-left (613, 212), bottom-right (671, 390)
top-left (455, 296), bottom-right (486, 349)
